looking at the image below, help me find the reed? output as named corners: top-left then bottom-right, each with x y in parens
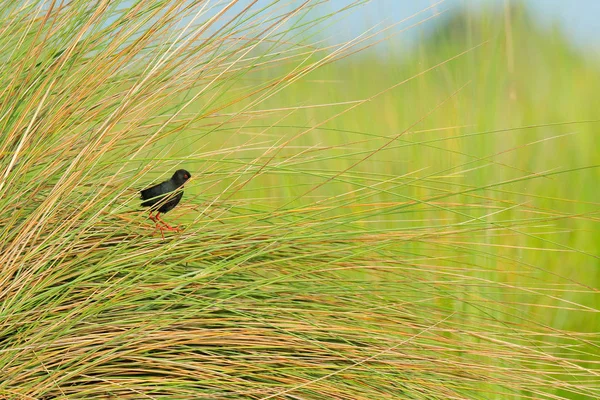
top-left (1, 1), bottom-right (598, 398)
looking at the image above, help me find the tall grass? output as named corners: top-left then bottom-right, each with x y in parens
top-left (1, 1), bottom-right (599, 399)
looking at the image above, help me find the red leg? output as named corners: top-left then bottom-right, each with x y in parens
top-left (155, 212), bottom-right (180, 232)
top-left (148, 211), bottom-right (165, 238)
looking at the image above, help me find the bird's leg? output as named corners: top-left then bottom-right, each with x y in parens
top-left (148, 211), bottom-right (166, 238)
top-left (155, 212), bottom-right (181, 232)
top-left (156, 213), bottom-right (179, 232)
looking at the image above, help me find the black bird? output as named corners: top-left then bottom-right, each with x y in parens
top-left (141, 169), bottom-right (191, 233)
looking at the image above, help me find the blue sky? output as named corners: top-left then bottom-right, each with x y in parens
top-left (327, 0), bottom-right (600, 51)
top-left (525, 0), bottom-right (600, 48)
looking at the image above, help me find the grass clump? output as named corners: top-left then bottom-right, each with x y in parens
top-left (1, 1), bottom-right (599, 399)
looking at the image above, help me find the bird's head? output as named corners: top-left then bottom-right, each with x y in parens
top-left (172, 169), bottom-right (191, 186)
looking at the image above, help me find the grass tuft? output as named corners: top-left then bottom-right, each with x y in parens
top-left (1, 1), bottom-right (599, 399)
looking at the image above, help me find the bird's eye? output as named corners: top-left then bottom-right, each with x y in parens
top-left (184, 174), bottom-right (189, 179)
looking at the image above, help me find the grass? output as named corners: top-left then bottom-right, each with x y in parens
top-left (1, 1), bottom-right (599, 398)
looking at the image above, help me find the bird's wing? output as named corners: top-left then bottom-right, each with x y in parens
top-left (140, 180), bottom-right (169, 200)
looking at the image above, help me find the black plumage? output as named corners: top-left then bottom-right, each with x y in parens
top-left (141, 169), bottom-right (191, 233)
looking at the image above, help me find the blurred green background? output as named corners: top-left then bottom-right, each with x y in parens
top-left (176, 2), bottom-right (600, 335)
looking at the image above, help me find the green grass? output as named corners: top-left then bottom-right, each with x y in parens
top-left (1, 1), bottom-right (599, 399)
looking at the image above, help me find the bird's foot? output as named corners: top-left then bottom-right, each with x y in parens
top-left (162, 224), bottom-right (181, 232)
top-left (156, 217), bottom-right (181, 232)
top-left (147, 213), bottom-right (181, 238)
top-left (152, 222), bottom-right (181, 238)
